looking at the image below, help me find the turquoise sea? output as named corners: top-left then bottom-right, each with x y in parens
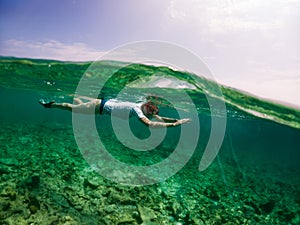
top-left (0, 57), bottom-right (300, 224)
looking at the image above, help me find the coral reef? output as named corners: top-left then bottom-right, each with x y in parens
top-left (0, 121), bottom-right (299, 225)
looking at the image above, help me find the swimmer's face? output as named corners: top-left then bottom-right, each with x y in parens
top-left (142, 102), bottom-right (159, 116)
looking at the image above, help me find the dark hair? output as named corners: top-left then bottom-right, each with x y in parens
top-left (143, 101), bottom-right (159, 115)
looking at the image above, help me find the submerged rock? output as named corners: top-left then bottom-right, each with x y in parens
top-left (83, 176), bottom-right (104, 189)
top-left (18, 175), bottom-right (40, 190)
top-left (0, 167), bottom-right (9, 175)
top-left (51, 193), bottom-right (70, 208)
top-left (1, 186), bottom-right (17, 201)
top-left (30, 175), bottom-right (40, 189)
top-left (0, 158), bottom-right (18, 167)
top-left (138, 205), bottom-right (157, 225)
top-left (28, 195), bottom-right (40, 214)
top-left (259, 199), bottom-right (276, 215)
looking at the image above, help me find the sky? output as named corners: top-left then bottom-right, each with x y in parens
top-left (1, 0), bottom-right (300, 107)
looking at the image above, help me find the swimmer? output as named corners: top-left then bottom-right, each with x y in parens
top-left (39, 96), bottom-right (191, 128)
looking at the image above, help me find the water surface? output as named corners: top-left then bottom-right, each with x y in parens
top-left (0, 57), bottom-right (299, 224)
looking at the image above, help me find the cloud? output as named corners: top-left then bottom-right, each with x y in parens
top-left (0, 39), bottom-right (106, 61)
top-left (165, 0), bottom-right (298, 34)
top-left (163, 0), bottom-right (300, 107)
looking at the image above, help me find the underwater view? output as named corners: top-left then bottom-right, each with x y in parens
top-left (0, 56), bottom-right (300, 225)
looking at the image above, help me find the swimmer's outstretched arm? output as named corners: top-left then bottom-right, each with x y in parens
top-left (153, 115), bottom-right (178, 123)
top-left (140, 117), bottom-right (191, 128)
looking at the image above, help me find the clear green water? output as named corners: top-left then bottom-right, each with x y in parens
top-left (0, 57), bottom-right (299, 224)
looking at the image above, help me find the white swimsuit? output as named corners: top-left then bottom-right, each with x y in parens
top-left (101, 99), bottom-right (146, 119)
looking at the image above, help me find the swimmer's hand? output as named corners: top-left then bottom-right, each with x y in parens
top-left (174, 118), bottom-right (192, 126)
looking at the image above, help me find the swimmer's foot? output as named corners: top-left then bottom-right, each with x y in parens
top-left (39, 99), bottom-right (55, 108)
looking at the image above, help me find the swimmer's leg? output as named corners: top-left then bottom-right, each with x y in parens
top-left (39, 98), bottom-right (100, 114)
top-left (51, 102), bottom-right (75, 112)
top-left (39, 99), bottom-right (55, 108)
top-left (39, 99), bottom-right (77, 112)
